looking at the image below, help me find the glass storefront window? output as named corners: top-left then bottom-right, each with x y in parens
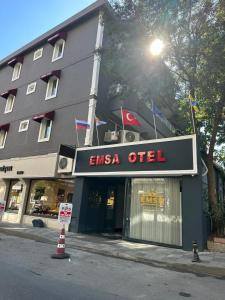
top-left (129, 178), bottom-right (182, 246)
top-left (26, 179), bottom-right (74, 218)
top-left (6, 180), bottom-right (23, 213)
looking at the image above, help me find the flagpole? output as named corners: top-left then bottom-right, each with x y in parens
top-left (95, 116), bottom-right (100, 146)
top-left (152, 100), bottom-right (158, 139)
top-left (75, 118), bottom-right (80, 147)
top-left (188, 95), bottom-right (196, 134)
top-left (120, 106), bottom-right (125, 143)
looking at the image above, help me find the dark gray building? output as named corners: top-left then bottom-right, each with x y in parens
top-left (0, 0), bottom-right (206, 250)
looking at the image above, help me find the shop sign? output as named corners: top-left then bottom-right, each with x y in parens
top-left (0, 199), bottom-right (6, 215)
top-left (0, 165), bottom-right (13, 173)
top-left (139, 192), bottom-right (165, 208)
top-left (58, 203), bottom-right (73, 225)
top-left (73, 135), bottom-right (198, 176)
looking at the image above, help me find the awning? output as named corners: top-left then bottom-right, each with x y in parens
top-left (40, 70), bottom-right (61, 83)
top-left (32, 111), bottom-right (55, 123)
top-left (0, 89), bottom-right (17, 99)
top-left (0, 123), bottom-right (10, 131)
top-left (47, 32), bottom-right (67, 46)
top-left (7, 56), bottom-right (24, 67)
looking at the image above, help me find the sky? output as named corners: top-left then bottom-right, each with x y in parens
top-left (0, 0), bottom-right (96, 60)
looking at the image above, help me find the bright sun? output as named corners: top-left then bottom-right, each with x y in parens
top-left (149, 39), bottom-right (164, 56)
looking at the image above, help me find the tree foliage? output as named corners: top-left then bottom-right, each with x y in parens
top-left (108, 0), bottom-right (225, 233)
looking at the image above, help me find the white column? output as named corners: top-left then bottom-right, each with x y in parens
top-left (85, 11), bottom-right (104, 146)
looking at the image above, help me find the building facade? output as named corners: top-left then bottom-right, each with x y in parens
top-left (0, 0), bottom-right (207, 250)
top-left (0, 0), bottom-right (108, 228)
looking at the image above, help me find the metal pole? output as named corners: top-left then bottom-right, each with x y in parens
top-left (188, 95), bottom-right (196, 134)
top-left (120, 106), bottom-right (125, 143)
top-left (95, 117), bottom-right (100, 146)
top-left (152, 100), bottom-right (158, 139)
top-left (75, 118), bottom-right (80, 148)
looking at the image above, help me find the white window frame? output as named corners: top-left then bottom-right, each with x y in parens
top-left (0, 130), bottom-right (7, 149)
top-left (45, 76), bottom-right (59, 100)
top-left (26, 82), bottom-right (36, 95)
top-left (38, 119), bottom-right (52, 142)
top-left (33, 48), bottom-right (43, 61)
top-left (4, 95), bottom-right (15, 114)
top-left (18, 120), bottom-right (29, 132)
top-left (52, 39), bottom-right (65, 62)
top-left (12, 62), bottom-right (22, 81)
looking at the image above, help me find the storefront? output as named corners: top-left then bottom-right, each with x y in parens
top-left (71, 135), bottom-right (206, 250)
top-left (0, 153), bottom-right (75, 229)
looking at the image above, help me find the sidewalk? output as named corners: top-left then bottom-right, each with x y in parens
top-left (1, 222), bottom-right (225, 279)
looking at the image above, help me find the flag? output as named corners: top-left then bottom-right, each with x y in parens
top-left (191, 100), bottom-right (200, 112)
top-left (189, 95), bottom-right (200, 113)
top-left (95, 117), bottom-right (107, 126)
top-left (75, 119), bottom-right (90, 129)
top-left (121, 109), bottom-right (141, 126)
top-left (151, 102), bottom-right (164, 118)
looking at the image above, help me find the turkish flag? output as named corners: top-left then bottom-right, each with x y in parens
top-left (122, 109), bottom-right (141, 126)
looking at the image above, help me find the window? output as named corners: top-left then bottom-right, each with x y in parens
top-left (129, 178), bottom-right (182, 246)
top-left (33, 48), bottom-right (43, 61)
top-left (12, 62), bottom-right (22, 81)
top-left (19, 120), bottom-right (29, 132)
top-left (4, 94), bottom-right (15, 113)
top-left (0, 130), bottom-right (7, 149)
top-left (45, 76), bottom-right (59, 100)
top-left (52, 39), bottom-right (65, 62)
top-left (25, 179), bottom-right (74, 218)
top-left (6, 180), bottom-right (23, 213)
top-left (38, 119), bottom-right (52, 142)
top-left (26, 82), bottom-right (36, 95)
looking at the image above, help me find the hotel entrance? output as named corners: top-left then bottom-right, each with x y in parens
top-left (85, 178), bottom-right (126, 234)
top-left (72, 135), bottom-right (206, 250)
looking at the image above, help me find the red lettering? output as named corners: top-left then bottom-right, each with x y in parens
top-left (147, 151), bottom-right (156, 162)
top-left (89, 156), bottom-right (96, 166)
top-left (128, 152), bottom-right (137, 163)
top-left (112, 154), bottom-right (120, 164)
top-left (157, 150), bottom-right (166, 162)
top-left (96, 155), bottom-right (105, 165)
top-left (105, 154), bottom-right (112, 165)
top-left (138, 151), bottom-right (146, 163)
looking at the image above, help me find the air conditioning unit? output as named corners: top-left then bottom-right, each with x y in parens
top-left (104, 131), bottom-right (119, 143)
top-left (57, 156), bottom-right (73, 173)
top-left (119, 130), bottom-right (140, 143)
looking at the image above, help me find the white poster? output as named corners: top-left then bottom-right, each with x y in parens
top-left (58, 203), bottom-right (73, 225)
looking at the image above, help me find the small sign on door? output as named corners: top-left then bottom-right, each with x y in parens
top-left (58, 203), bottom-right (73, 225)
top-left (0, 199), bottom-right (6, 215)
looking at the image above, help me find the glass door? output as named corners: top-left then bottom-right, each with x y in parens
top-left (6, 180), bottom-right (23, 213)
top-left (104, 186), bottom-right (116, 232)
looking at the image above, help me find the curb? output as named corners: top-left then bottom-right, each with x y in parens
top-left (1, 227), bottom-right (225, 279)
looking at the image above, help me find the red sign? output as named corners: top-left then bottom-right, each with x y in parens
top-left (89, 150), bottom-right (166, 166)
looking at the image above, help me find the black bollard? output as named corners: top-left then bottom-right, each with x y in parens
top-left (192, 240), bottom-right (200, 262)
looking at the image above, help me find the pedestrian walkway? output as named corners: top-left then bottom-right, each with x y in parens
top-left (1, 222), bottom-right (225, 278)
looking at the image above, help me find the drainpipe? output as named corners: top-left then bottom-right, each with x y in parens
top-left (84, 10), bottom-right (104, 146)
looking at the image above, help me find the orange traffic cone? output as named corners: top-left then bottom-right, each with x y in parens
top-left (51, 227), bottom-right (70, 259)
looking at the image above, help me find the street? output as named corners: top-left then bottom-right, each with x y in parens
top-left (0, 233), bottom-right (224, 300)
